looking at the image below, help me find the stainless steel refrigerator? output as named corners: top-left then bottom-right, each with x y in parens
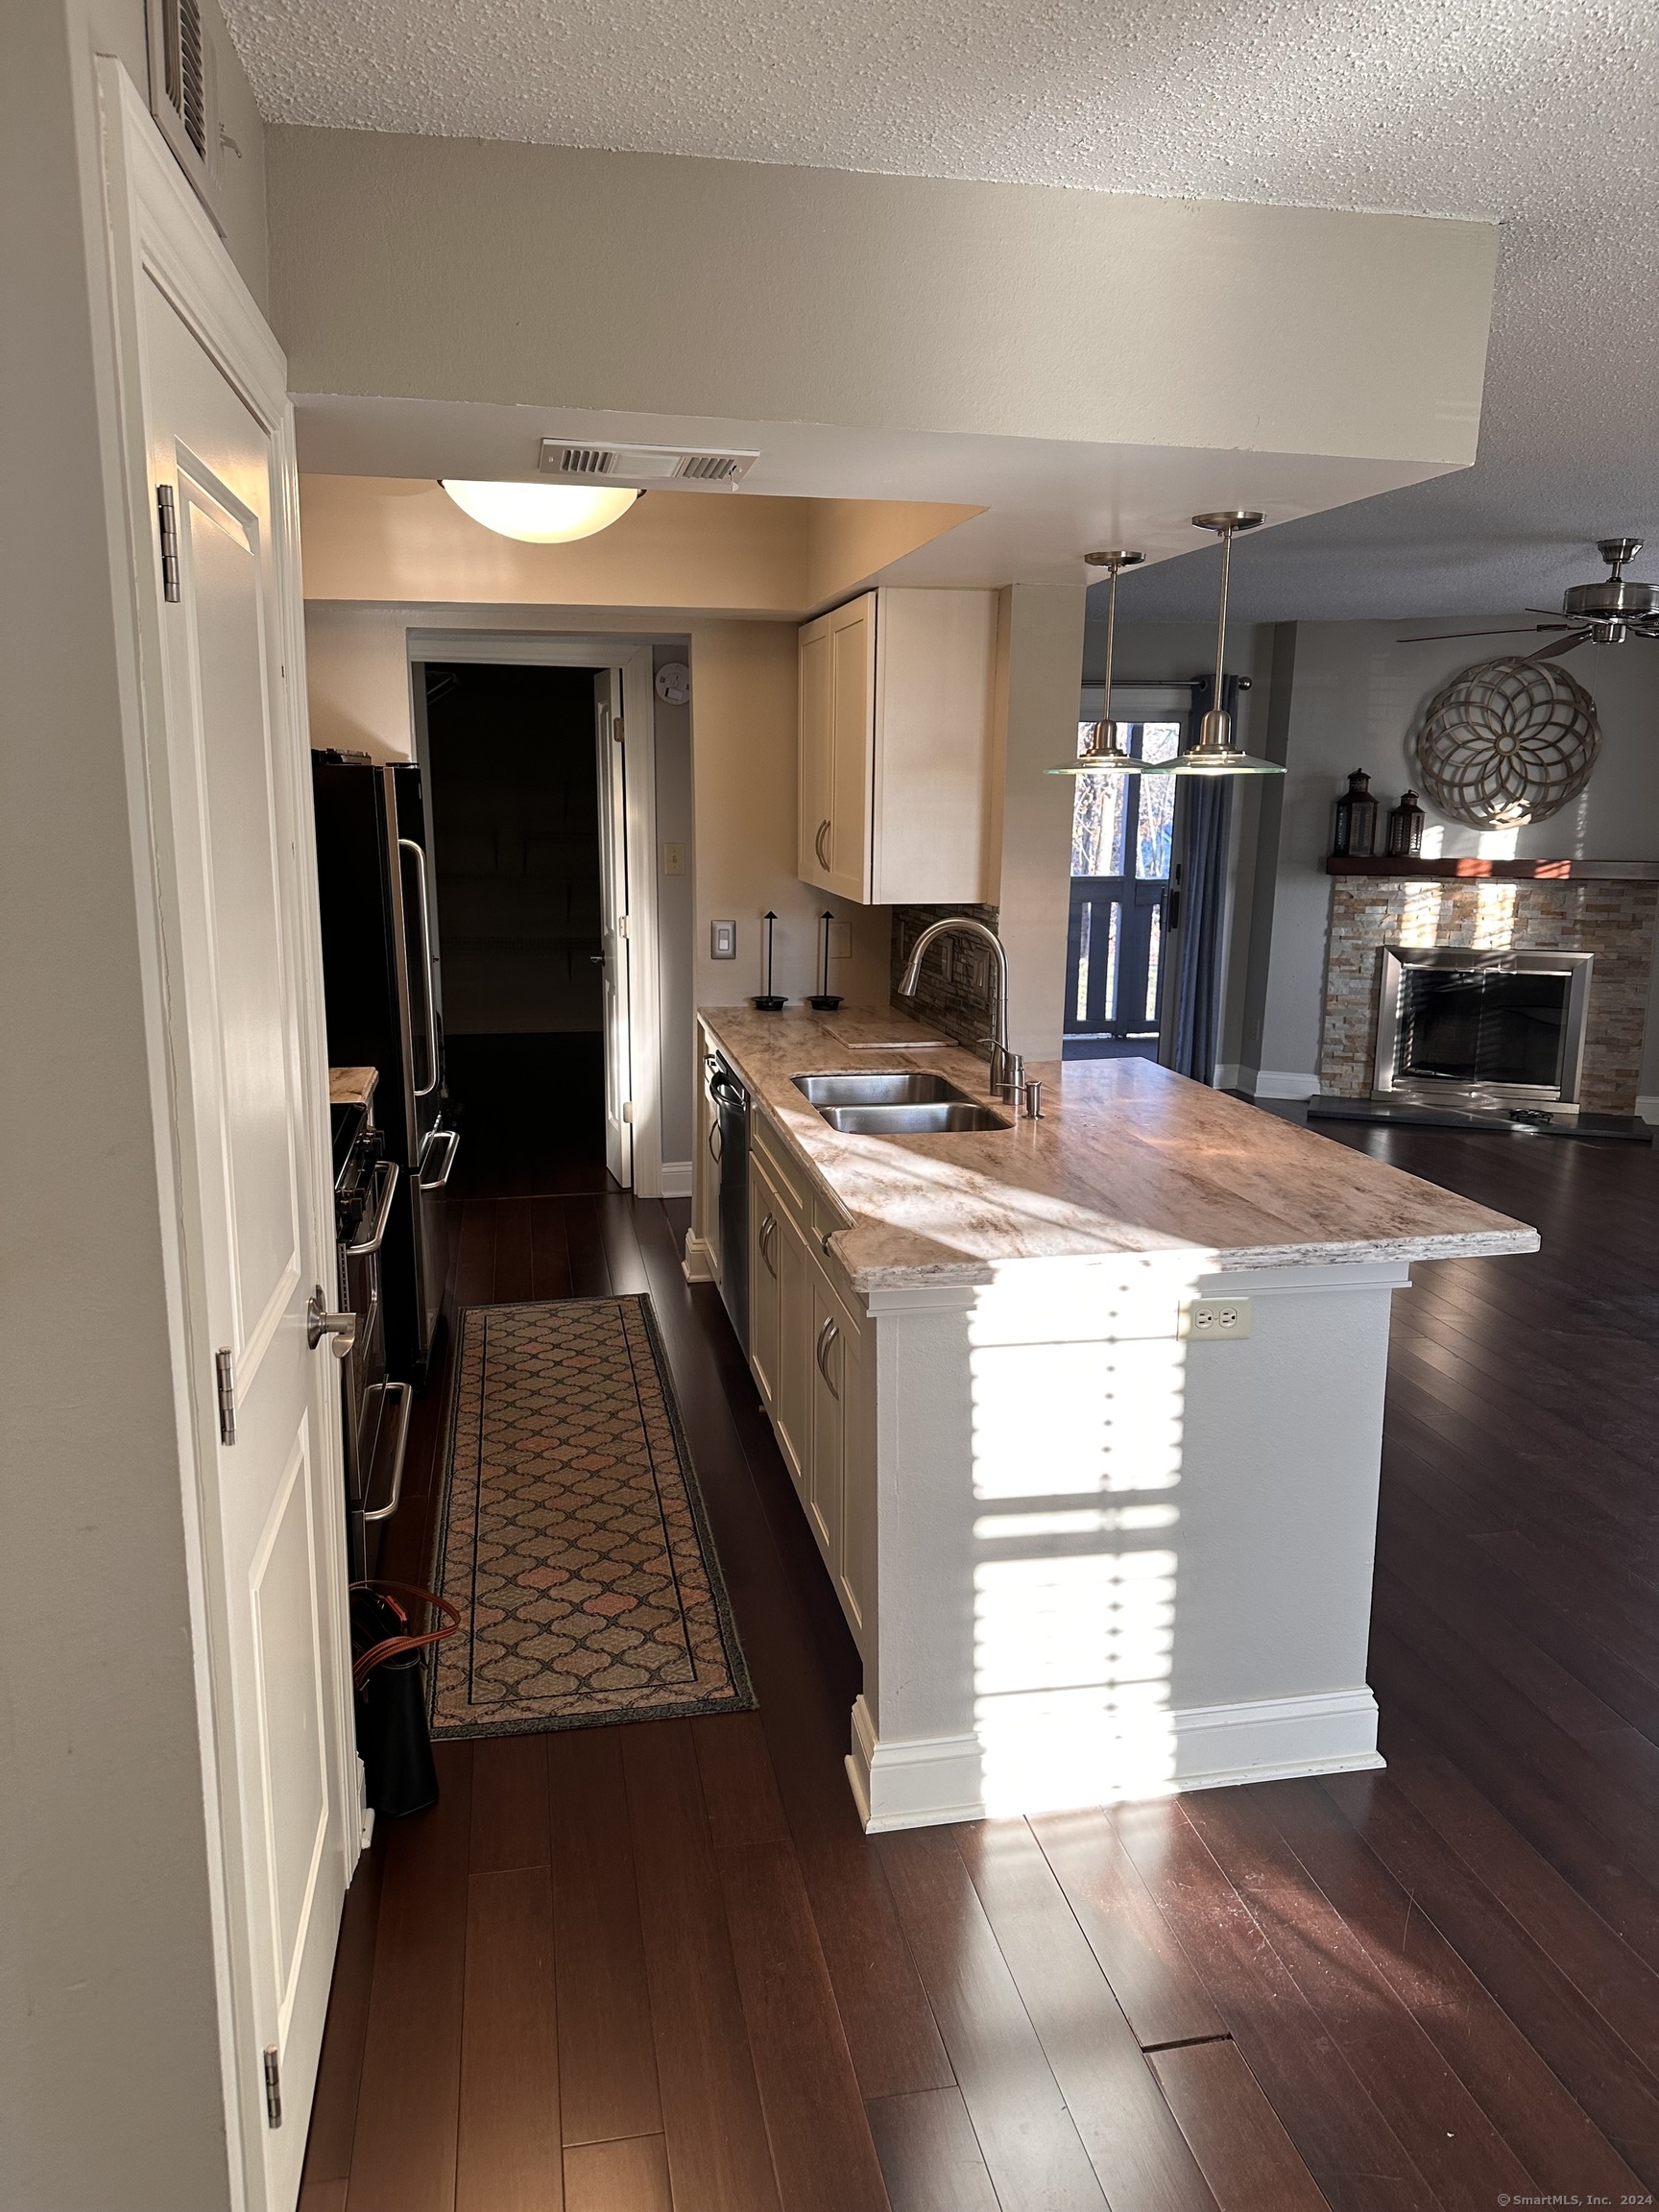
top-left (312, 754), bottom-right (458, 1382)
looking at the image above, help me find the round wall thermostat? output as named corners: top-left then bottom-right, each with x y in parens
top-left (655, 661), bottom-right (691, 706)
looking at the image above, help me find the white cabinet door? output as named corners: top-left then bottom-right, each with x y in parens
top-left (807, 1273), bottom-right (849, 1566)
top-left (833, 1296), bottom-right (874, 1643)
top-left (749, 1155), bottom-right (782, 1411)
top-left (136, 228), bottom-right (349, 2207)
top-left (826, 597), bottom-right (876, 902)
top-left (798, 616), bottom-right (833, 887)
top-left (594, 668), bottom-right (634, 1187)
top-left (773, 1204), bottom-right (812, 1495)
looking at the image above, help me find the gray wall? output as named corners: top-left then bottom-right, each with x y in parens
top-left (0, 6), bottom-right (268, 2202)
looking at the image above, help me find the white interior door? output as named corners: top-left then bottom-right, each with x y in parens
top-left (132, 195), bottom-right (350, 2212)
top-left (596, 668), bottom-right (635, 1187)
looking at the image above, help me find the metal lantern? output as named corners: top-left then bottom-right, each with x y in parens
top-left (1332, 770), bottom-right (1378, 857)
top-left (1385, 788), bottom-right (1426, 858)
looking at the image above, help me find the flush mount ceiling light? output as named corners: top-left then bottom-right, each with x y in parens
top-left (438, 479), bottom-right (639, 543)
top-left (1046, 550), bottom-right (1145, 776)
top-left (1137, 512), bottom-right (1285, 777)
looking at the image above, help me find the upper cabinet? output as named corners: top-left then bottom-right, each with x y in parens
top-left (798, 589), bottom-right (999, 905)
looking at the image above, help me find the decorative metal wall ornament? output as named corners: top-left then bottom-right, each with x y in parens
top-left (1412, 656), bottom-right (1600, 830)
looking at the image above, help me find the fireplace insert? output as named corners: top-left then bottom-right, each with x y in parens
top-left (1374, 947), bottom-right (1594, 1116)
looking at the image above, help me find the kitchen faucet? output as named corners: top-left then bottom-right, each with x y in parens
top-left (897, 917), bottom-right (1024, 1107)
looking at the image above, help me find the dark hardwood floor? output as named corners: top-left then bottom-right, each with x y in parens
top-left (301, 1115), bottom-right (1659, 2211)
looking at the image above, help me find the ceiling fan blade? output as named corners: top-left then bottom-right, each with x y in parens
top-left (1527, 632), bottom-right (1587, 661)
top-left (1394, 624), bottom-right (1562, 644)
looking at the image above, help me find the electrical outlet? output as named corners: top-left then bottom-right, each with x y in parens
top-left (1179, 1296), bottom-right (1252, 1340)
top-left (710, 919), bottom-right (736, 960)
top-left (661, 841), bottom-right (685, 877)
top-left (828, 921), bottom-right (852, 960)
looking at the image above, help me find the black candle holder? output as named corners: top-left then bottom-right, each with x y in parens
top-left (808, 908), bottom-right (843, 1011)
top-left (751, 910), bottom-right (787, 1011)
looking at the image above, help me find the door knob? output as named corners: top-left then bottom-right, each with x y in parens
top-left (307, 1287), bottom-right (357, 1358)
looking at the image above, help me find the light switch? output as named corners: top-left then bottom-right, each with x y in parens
top-left (661, 841), bottom-right (686, 877)
top-left (710, 919), bottom-right (737, 960)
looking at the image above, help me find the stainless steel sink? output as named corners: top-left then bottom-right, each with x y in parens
top-left (814, 1101), bottom-right (1010, 1135)
top-left (793, 1071), bottom-right (975, 1107)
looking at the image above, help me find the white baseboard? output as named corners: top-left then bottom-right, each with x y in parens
top-left (846, 1686), bottom-right (1382, 1832)
top-left (682, 1232), bottom-right (717, 1284)
top-left (660, 1160), bottom-right (692, 1198)
top-left (1637, 1094), bottom-right (1659, 1125)
top-left (847, 1696), bottom-right (989, 1833)
top-left (1251, 1070), bottom-right (1324, 1100)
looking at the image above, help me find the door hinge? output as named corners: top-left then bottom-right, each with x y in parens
top-left (262, 2045), bottom-right (282, 2128)
top-left (215, 1347), bottom-right (237, 1445)
top-left (156, 483), bottom-right (180, 602)
top-left (613, 716), bottom-right (624, 743)
top-left (621, 1100), bottom-right (636, 1124)
top-left (617, 912), bottom-right (631, 939)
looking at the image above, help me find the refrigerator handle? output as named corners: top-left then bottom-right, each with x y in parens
top-left (397, 836), bottom-right (439, 1097)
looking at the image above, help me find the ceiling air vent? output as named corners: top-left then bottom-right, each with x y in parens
top-left (539, 441), bottom-right (758, 489)
top-left (145, 0), bottom-right (225, 229)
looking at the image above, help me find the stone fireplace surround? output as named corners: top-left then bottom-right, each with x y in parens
top-left (1320, 878), bottom-right (1659, 1115)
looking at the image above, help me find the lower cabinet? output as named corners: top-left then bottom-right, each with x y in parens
top-left (747, 1142), bottom-right (873, 1647)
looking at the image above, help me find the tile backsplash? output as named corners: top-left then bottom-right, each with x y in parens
top-left (889, 904), bottom-right (1000, 1052)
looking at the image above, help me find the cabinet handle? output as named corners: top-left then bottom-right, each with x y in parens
top-left (815, 1315), bottom-right (840, 1398)
top-left (758, 1213), bottom-right (778, 1276)
top-left (708, 1119), bottom-right (722, 1163)
top-left (815, 819), bottom-right (831, 869)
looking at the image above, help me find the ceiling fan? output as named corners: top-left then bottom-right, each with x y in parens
top-left (1398, 539), bottom-right (1659, 660)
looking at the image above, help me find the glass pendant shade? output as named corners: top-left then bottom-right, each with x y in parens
top-left (439, 480), bottom-right (639, 542)
top-left (1133, 706), bottom-right (1286, 776)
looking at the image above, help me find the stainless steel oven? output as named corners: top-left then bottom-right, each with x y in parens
top-left (332, 1098), bottom-right (413, 1579)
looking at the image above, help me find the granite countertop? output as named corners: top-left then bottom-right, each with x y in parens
top-left (699, 1004), bottom-right (1539, 1291)
top-left (329, 1066), bottom-right (379, 1107)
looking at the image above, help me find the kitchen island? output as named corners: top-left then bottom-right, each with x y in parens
top-left (691, 1005), bottom-right (1536, 1831)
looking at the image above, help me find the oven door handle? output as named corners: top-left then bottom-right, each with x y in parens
top-left (345, 1159), bottom-right (399, 1259)
top-left (360, 1382), bottom-right (414, 1525)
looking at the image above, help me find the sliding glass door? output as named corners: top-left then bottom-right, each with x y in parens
top-left (1063, 720), bottom-right (1181, 1058)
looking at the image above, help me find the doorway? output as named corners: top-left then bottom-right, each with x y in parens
top-left (421, 661), bottom-right (614, 1194)
top-left (1062, 717), bottom-right (1182, 1061)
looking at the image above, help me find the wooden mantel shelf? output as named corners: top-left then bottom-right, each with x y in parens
top-left (1326, 856), bottom-right (1659, 882)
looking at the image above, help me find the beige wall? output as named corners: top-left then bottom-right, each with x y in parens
top-left (689, 621), bottom-right (890, 1014)
top-left (1, 13), bottom-right (251, 2205)
top-left (299, 474), bottom-right (975, 615)
top-left (994, 585), bottom-right (1092, 1058)
top-left (80, 0), bottom-right (269, 308)
top-left (267, 131), bottom-right (1494, 470)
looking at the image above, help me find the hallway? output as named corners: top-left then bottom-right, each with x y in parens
top-left (301, 1127), bottom-right (1659, 2211)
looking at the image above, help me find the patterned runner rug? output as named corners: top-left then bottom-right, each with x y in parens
top-left (427, 1295), bottom-right (753, 1740)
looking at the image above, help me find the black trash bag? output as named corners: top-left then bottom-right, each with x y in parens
top-left (349, 1583), bottom-right (460, 1820)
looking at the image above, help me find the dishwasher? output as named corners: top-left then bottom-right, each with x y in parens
top-left (709, 1054), bottom-right (751, 1346)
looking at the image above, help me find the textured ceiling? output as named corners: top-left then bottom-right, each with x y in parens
top-left (224, 0), bottom-right (1659, 620)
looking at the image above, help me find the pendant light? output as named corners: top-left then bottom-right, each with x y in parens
top-left (1046, 549), bottom-right (1145, 776)
top-left (1135, 512), bottom-right (1285, 777)
top-left (439, 479), bottom-right (639, 543)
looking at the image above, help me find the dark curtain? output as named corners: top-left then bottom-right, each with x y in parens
top-left (1169, 675), bottom-right (1240, 1083)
